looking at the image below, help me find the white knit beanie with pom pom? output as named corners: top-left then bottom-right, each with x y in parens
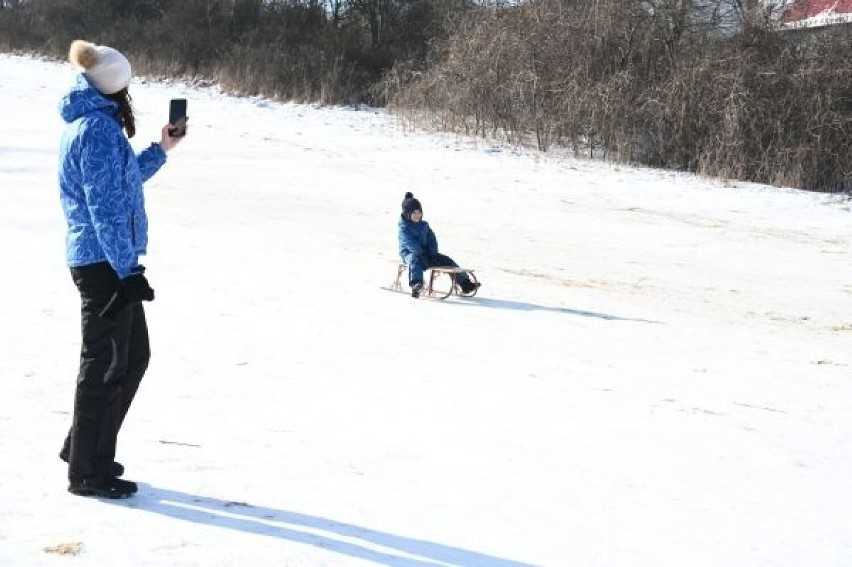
top-left (68, 40), bottom-right (131, 95)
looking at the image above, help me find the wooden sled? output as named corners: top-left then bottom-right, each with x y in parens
top-left (389, 263), bottom-right (480, 300)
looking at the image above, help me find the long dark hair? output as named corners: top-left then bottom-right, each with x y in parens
top-left (105, 87), bottom-right (136, 138)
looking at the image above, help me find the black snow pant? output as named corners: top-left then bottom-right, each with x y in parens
top-left (61, 262), bottom-right (150, 483)
top-left (403, 252), bottom-right (472, 288)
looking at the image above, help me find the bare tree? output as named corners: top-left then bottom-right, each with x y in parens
top-left (349, 0), bottom-right (397, 47)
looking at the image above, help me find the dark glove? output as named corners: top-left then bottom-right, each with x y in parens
top-left (121, 273), bottom-right (155, 302)
top-left (99, 274), bottom-right (155, 320)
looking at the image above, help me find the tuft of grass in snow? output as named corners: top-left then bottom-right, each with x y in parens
top-left (43, 542), bottom-right (83, 556)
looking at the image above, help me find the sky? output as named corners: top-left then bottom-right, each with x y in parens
top-left (1, 52), bottom-right (851, 567)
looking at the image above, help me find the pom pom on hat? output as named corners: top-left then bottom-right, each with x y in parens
top-left (401, 191), bottom-right (422, 219)
top-left (69, 40), bottom-right (131, 95)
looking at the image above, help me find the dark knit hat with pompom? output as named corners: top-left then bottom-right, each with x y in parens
top-left (401, 191), bottom-right (422, 220)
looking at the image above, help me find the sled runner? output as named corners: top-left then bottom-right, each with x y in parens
top-left (387, 263), bottom-right (480, 300)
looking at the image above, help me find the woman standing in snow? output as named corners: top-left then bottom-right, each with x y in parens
top-left (57, 40), bottom-right (185, 498)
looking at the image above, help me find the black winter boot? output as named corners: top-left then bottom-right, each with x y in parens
top-left (459, 281), bottom-right (481, 295)
top-left (68, 477), bottom-right (138, 499)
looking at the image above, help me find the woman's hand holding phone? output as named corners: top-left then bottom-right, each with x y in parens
top-left (161, 98), bottom-right (188, 152)
top-left (160, 123), bottom-right (185, 153)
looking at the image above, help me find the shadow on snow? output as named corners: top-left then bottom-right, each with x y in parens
top-left (111, 484), bottom-right (538, 567)
top-left (453, 296), bottom-right (661, 323)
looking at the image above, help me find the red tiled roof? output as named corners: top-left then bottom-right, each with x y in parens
top-left (782, 0), bottom-right (852, 23)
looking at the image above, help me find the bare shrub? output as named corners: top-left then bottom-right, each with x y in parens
top-left (386, 0), bottom-right (852, 192)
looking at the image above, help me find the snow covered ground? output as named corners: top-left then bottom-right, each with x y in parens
top-left (1, 53), bottom-right (851, 566)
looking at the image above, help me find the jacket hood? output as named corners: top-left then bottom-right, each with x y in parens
top-left (58, 73), bottom-right (119, 123)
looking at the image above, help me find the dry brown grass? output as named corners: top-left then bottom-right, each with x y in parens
top-left (43, 542), bottom-right (83, 556)
top-left (385, 0), bottom-right (852, 193)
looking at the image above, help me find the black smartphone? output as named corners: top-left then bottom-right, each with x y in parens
top-left (168, 98), bottom-right (188, 137)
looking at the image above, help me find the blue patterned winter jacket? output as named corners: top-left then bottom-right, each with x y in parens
top-left (398, 215), bottom-right (439, 261)
top-left (58, 74), bottom-right (167, 279)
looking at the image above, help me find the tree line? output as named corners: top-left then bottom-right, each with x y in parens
top-left (1, 0), bottom-right (850, 192)
top-left (385, 0), bottom-right (852, 192)
top-left (0, 0), bottom-right (473, 103)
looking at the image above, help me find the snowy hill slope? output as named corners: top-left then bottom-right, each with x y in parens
top-left (1, 53), bottom-right (851, 567)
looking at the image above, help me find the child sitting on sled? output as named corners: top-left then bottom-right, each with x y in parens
top-left (398, 191), bottom-right (480, 298)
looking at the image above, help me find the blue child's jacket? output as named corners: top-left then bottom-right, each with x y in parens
top-left (398, 215), bottom-right (439, 262)
top-left (58, 74), bottom-right (167, 279)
